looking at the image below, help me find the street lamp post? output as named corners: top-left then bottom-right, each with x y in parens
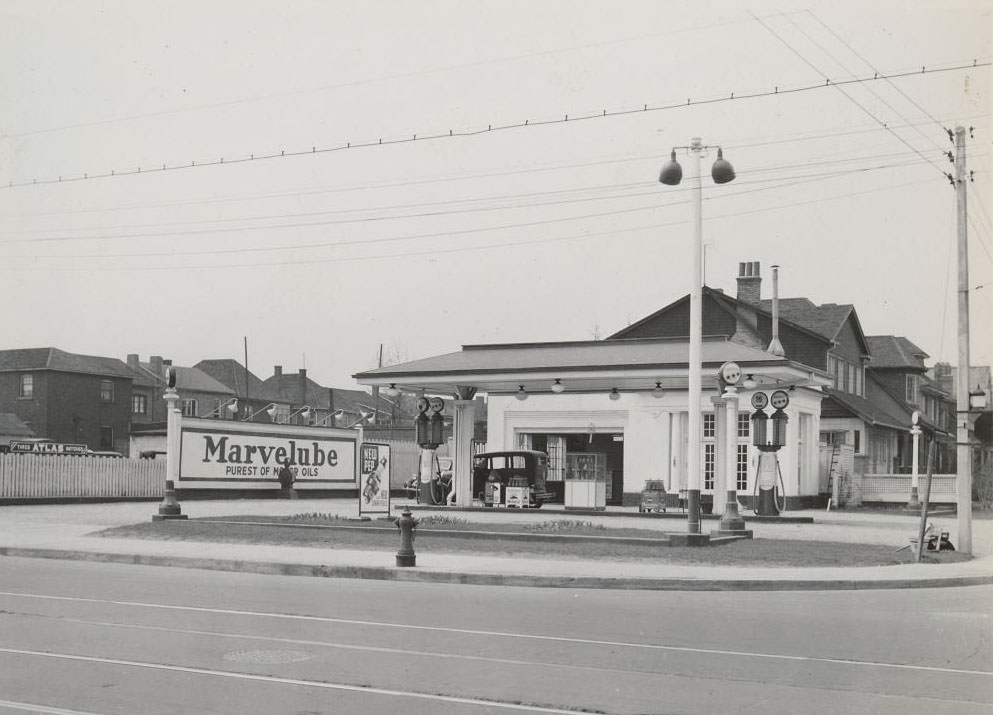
top-left (660, 138), bottom-right (735, 534)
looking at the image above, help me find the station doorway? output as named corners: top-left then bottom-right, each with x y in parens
top-left (521, 432), bottom-right (624, 505)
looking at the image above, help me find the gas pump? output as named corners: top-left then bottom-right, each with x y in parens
top-left (415, 396), bottom-right (447, 505)
top-left (750, 390), bottom-right (789, 515)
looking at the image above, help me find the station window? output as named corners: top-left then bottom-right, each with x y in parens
top-left (737, 413), bottom-right (750, 438)
top-left (737, 444), bottom-right (749, 491)
top-left (19, 374), bottom-right (34, 398)
top-left (703, 444), bottom-right (715, 490)
top-left (99, 380), bottom-right (115, 403)
top-left (132, 394), bottom-right (147, 415)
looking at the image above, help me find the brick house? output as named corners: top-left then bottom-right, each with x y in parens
top-left (193, 359), bottom-right (289, 422)
top-left (260, 365), bottom-right (399, 429)
top-left (0, 347), bottom-right (135, 453)
top-left (125, 354), bottom-right (236, 422)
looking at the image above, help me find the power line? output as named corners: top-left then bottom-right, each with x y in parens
top-left (3, 147), bottom-right (936, 241)
top-left (786, 12), bottom-right (946, 156)
top-left (749, 11), bottom-right (955, 178)
top-left (3, 61), bottom-right (985, 190)
top-left (10, 170), bottom-right (936, 268)
top-left (5, 159), bottom-right (928, 251)
top-left (5, 110), bottom-right (986, 229)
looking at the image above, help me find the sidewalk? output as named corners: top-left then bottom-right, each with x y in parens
top-left (0, 499), bottom-right (991, 591)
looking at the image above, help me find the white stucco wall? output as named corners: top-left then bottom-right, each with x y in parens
top-left (487, 386), bottom-right (823, 498)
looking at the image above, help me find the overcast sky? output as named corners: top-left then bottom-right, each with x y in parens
top-left (1, 0), bottom-right (990, 389)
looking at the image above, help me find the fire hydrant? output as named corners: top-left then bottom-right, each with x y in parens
top-left (395, 508), bottom-right (418, 567)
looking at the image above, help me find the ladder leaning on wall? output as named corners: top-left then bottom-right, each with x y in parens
top-left (826, 443), bottom-right (842, 506)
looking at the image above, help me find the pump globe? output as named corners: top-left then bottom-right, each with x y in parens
top-left (659, 150), bottom-right (683, 185)
top-left (711, 148), bottom-right (735, 184)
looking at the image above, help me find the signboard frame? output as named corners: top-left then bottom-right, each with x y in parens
top-left (177, 417), bottom-right (359, 490)
top-left (358, 442), bottom-right (391, 517)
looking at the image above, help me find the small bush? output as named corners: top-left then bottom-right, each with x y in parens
top-left (287, 512), bottom-right (345, 522)
top-left (522, 520), bottom-right (606, 533)
top-left (418, 515), bottom-right (471, 528)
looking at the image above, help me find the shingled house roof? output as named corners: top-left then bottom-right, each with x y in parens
top-left (755, 299), bottom-right (859, 344)
top-left (0, 347), bottom-right (134, 379)
top-left (0, 413), bottom-right (35, 438)
top-left (195, 359), bottom-right (282, 401)
top-left (130, 360), bottom-right (234, 395)
top-left (865, 336), bottom-right (929, 370)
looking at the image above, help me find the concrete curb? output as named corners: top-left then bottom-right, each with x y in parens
top-left (2, 546), bottom-right (991, 592)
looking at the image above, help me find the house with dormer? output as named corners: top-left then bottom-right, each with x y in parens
top-left (866, 337), bottom-right (955, 472)
top-left (607, 261), bottom-right (926, 495)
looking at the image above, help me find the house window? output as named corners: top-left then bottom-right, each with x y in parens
top-left (19, 374), bottom-right (34, 398)
top-left (737, 413), bottom-right (750, 438)
top-left (182, 399), bottom-right (198, 417)
top-left (854, 429), bottom-right (861, 453)
top-left (737, 444), bottom-right (749, 491)
top-left (99, 380), bottom-right (115, 403)
top-left (846, 364), bottom-right (856, 394)
top-left (905, 375), bottom-right (919, 403)
top-left (99, 426), bottom-right (113, 450)
top-left (131, 394), bottom-right (147, 415)
top-left (703, 414), bottom-right (715, 438)
top-left (704, 444), bottom-right (715, 489)
top-left (827, 356), bottom-right (838, 389)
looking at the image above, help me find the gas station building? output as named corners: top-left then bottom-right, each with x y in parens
top-left (355, 335), bottom-right (830, 510)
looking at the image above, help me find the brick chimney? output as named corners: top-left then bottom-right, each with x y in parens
top-left (150, 355), bottom-right (163, 379)
top-left (126, 354), bottom-right (140, 370)
top-left (731, 262), bottom-right (764, 349)
top-left (273, 365), bottom-right (282, 377)
top-left (299, 368), bottom-right (308, 404)
top-left (736, 261), bottom-right (761, 304)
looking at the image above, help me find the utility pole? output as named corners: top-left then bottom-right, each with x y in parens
top-left (954, 126), bottom-right (972, 555)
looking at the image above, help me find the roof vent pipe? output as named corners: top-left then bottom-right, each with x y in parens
top-left (767, 264), bottom-right (786, 357)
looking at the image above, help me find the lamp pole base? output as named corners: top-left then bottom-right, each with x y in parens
top-left (152, 480), bottom-right (188, 521)
top-left (685, 489), bottom-right (701, 534)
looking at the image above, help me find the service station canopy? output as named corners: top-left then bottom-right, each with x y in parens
top-left (353, 336), bottom-right (831, 398)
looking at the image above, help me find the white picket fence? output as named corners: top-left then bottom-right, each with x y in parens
top-left (858, 473), bottom-right (958, 504)
top-left (0, 439), bottom-right (434, 500)
top-left (0, 454), bottom-right (165, 500)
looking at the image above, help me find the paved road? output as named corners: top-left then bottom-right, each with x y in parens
top-left (1, 557), bottom-right (990, 714)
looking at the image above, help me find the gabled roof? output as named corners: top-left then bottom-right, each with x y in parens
top-left (608, 287), bottom-right (835, 346)
top-left (865, 336), bottom-right (929, 369)
top-left (822, 387), bottom-right (910, 431)
top-left (0, 413), bottom-right (35, 438)
top-left (0, 347), bottom-right (135, 379)
top-left (132, 361), bottom-right (234, 395)
top-left (263, 374), bottom-right (334, 408)
top-left (755, 300), bottom-right (862, 347)
top-left (195, 359), bottom-right (282, 401)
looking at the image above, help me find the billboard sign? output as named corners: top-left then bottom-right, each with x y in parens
top-left (358, 442), bottom-right (391, 516)
top-left (9, 440), bottom-right (89, 455)
top-left (178, 418), bottom-right (358, 489)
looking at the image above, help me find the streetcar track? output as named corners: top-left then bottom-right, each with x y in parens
top-left (1, 590), bottom-right (990, 678)
top-left (0, 648), bottom-right (604, 714)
